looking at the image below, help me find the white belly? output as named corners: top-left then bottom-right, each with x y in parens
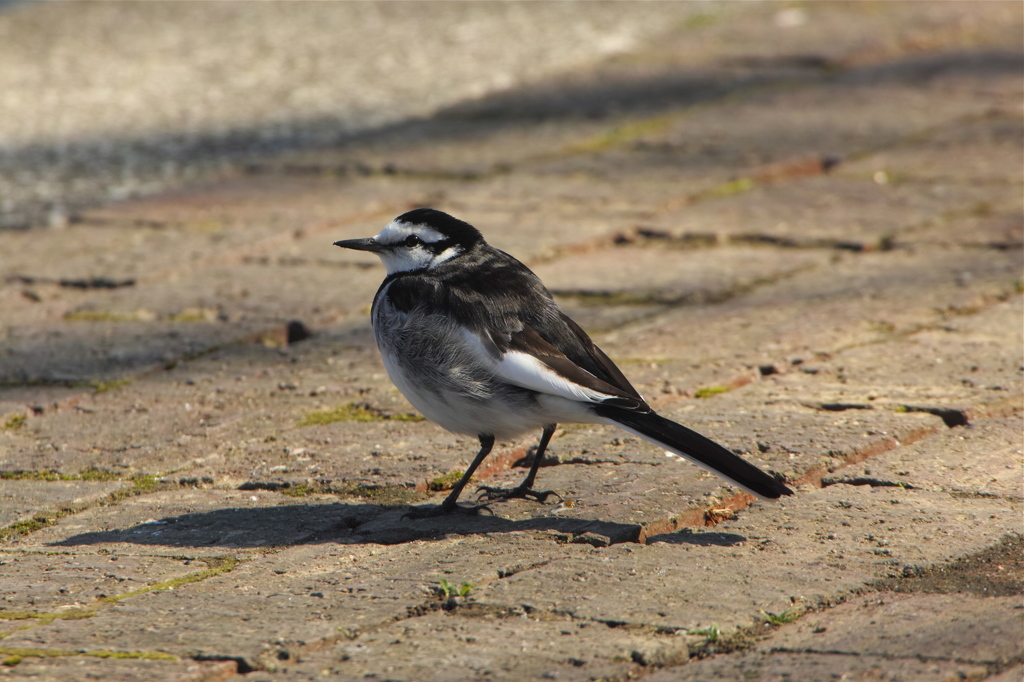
top-left (372, 292), bottom-right (597, 440)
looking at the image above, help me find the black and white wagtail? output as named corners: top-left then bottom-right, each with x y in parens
top-left (335, 208), bottom-right (793, 514)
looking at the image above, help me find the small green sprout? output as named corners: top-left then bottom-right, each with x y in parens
top-left (759, 608), bottom-right (801, 625)
top-left (686, 623), bottom-right (721, 642)
top-left (437, 579), bottom-right (473, 599)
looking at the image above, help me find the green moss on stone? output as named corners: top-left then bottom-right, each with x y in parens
top-left (694, 385), bottom-right (732, 399)
top-left (566, 114), bottom-right (677, 154)
top-left (91, 377), bottom-right (133, 394)
top-left (299, 403), bottom-right (385, 426)
top-left (427, 470), bottom-right (465, 492)
top-left (2, 414), bottom-right (26, 431)
top-left (105, 556), bottom-right (241, 602)
top-left (0, 646), bottom-right (176, 662)
top-left (64, 309), bottom-right (155, 322)
top-left (298, 402), bottom-right (424, 427)
top-left (77, 467), bottom-right (122, 482)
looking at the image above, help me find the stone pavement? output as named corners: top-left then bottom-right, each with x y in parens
top-left (1, 2), bottom-right (1022, 680)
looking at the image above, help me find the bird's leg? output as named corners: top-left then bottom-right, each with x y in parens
top-left (515, 423), bottom-right (556, 492)
top-left (477, 424), bottom-right (561, 504)
top-left (405, 434), bottom-right (495, 517)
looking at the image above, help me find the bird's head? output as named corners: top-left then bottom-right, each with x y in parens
top-left (334, 208), bottom-right (483, 275)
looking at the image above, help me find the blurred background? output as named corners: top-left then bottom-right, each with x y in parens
top-left (0, 1), bottom-right (716, 230)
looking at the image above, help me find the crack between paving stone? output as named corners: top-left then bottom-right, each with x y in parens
top-left (825, 290), bottom-right (1024, 356)
top-left (820, 476), bottom-right (915, 490)
top-left (842, 107), bottom-right (1023, 168)
top-left (598, 286), bottom-right (1021, 416)
top-left (0, 471), bottom-right (227, 543)
top-left (270, 591), bottom-right (690, 674)
top-left (551, 264), bottom-right (819, 336)
top-left (251, 554), bottom-right (687, 673)
top-left (5, 274), bottom-right (138, 290)
top-left (766, 646), bottom-right (1015, 668)
top-left (677, 530), bottom-right (1024, 666)
top-left (639, 395), bottom-right (1017, 534)
top-left (0, 645), bottom-right (179, 664)
top-left (0, 556), bottom-right (244, 646)
top-left (0, 557), bottom-right (249, 669)
top-left (246, 161), bottom-right (491, 184)
top-left (610, 222), bottom-right (907, 254)
top-left (552, 263), bottom-right (817, 309)
top-left (241, 254), bottom-right (381, 270)
top-left (0, 315), bottom-right (325, 438)
top-left (137, 205), bottom-right (401, 286)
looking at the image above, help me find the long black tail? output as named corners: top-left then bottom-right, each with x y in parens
top-left (594, 405), bottom-right (793, 499)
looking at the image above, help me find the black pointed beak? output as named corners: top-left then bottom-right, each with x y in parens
top-left (333, 237), bottom-right (383, 253)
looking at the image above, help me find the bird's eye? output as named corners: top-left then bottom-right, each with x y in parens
top-left (403, 235), bottom-right (422, 247)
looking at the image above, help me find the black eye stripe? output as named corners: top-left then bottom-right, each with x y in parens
top-left (425, 238), bottom-right (455, 254)
top-left (392, 235), bottom-right (456, 255)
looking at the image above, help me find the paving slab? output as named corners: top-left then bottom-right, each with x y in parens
top-left (536, 246), bottom-right (826, 300)
top-left (0, 480), bottom-right (125, 530)
top-left (654, 174), bottom-right (1003, 251)
top-left (13, 485), bottom-right (634, 554)
top-left (799, 302), bottom-right (1023, 400)
top-left (902, 195), bottom-right (1024, 250)
top-left (871, 534), bottom-right (1024, 599)
top-left (643, 650), bottom-right (989, 682)
top-left (987, 665), bottom-right (1024, 682)
top-left (525, 46), bottom-right (1020, 230)
top-left (0, 534), bottom-right (597, 672)
top-left (9, 485), bottom-right (1014, 673)
top-left (763, 591), bottom-right (1023, 666)
top-left (263, 610), bottom-right (661, 681)
top-left (603, 248), bottom-right (1021, 394)
top-left (473, 485), bottom-right (1020, 633)
top-left (477, 403), bottom-right (943, 520)
top-left (645, 390), bottom-right (943, 486)
top-left (0, 658), bottom-right (236, 681)
top-left (0, 551), bottom-right (201, 612)
top-left (668, 1), bottom-right (1023, 70)
top-left (824, 415), bottom-right (1023, 498)
top-left (537, 245), bottom-right (829, 333)
top-left (839, 107), bottom-right (1024, 187)
top-left (0, 318), bottom-right (275, 387)
top-left (1, 337), bottom-right (380, 476)
top-left (8, 489), bottom-right (344, 555)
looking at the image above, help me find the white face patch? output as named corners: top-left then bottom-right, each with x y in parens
top-left (374, 220), bottom-right (444, 246)
top-left (371, 219), bottom-right (463, 275)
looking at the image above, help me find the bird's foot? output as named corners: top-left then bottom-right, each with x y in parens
top-left (476, 485), bottom-right (561, 504)
top-left (402, 502), bottom-right (493, 519)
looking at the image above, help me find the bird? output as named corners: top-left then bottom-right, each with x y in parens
top-left (334, 208), bottom-right (793, 515)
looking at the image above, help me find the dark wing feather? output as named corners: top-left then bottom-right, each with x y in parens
top-left (407, 244), bottom-right (650, 410)
top-left (506, 323), bottom-right (647, 410)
